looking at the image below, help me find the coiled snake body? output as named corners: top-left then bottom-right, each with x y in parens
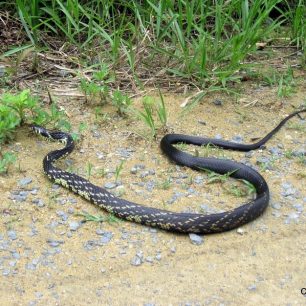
top-left (32, 109), bottom-right (305, 234)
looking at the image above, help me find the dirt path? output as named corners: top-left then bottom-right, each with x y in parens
top-left (1, 82), bottom-right (305, 305)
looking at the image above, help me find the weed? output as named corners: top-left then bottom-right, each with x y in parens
top-left (115, 161), bottom-right (124, 182)
top-left (136, 96), bottom-right (156, 138)
top-left (158, 177), bottom-right (171, 190)
top-left (0, 152), bottom-right (16, 174)
top-left (156, 90), bottom-right (167, 127)
top-left (226, 179), bottom-right (256, 197)
top-left (199, 168), bottom-right (238, 184)
top-left (86, 162), bottom-right (93, 179)
top-left (112, 90), bottom-right (133, 116)
top-left (136, 94), bottom-right (168, 138)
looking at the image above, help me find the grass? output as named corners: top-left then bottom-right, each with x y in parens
top-left (136, 93), bottom-right (168, 138)
top-left (0, 0), bottom-right (304, 95)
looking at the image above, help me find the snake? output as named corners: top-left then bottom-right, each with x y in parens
top-left (32, 108), bottom-right (305, 234)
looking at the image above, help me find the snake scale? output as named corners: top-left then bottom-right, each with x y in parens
top-left (32, 108), bottom-right (305, 234)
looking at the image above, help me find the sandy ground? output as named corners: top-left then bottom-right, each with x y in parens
top-left (0, 81), bottom-right (305, 305)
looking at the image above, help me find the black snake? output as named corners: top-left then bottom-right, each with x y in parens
top-left (32, 108), bottom-right (305, 234)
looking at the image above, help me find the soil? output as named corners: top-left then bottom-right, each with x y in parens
top-left (1, 77), bottom-right (306, 305)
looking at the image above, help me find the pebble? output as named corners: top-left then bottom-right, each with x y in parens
top-left (131, 251), bottom-right (144, 266)
top-left (214, 134), bottom-right (222, 140)
top-left (256, 156), bottom-right (272, 169)
top-left (213, 99), bottom-right (223, 106)
top-left (247, 284), bottom-right (257, 291)
top-left (281, 182), bottom-right (296, 197)
top-left (96, 152), bottom-right (105, 160)
top-left (146, 180), bottom-right (155, 192)
top-left (47, 239), bottom-right (64, 247)
top-left (116, 147), bottom-right (134, 158)
top-left (269, 147), bottom-right (283, 156)
top-left (271, 202), bottom-right (281, 210)
top-left (18, 177), bottom-right (32, 186)
top-left (10, 191), bottom-right (28, 202)
top-left (92, 130), bottom-right (102, 138)
top-left (7, 230), bottom-right (17, 240)
top-left (284, 212), bottom-right (300, 224)
top-left (293, 203), bottom-right (303, 212)
top-left (57, 210), bottom-right (68, 221)
top-left (237, 228), bottom-right (245, 235)
top-left (245, 152), bottom-right (253, 158)
top-left (11, 251), bottom-right (21, 259)
top-left (232, 135), bottom-right (243, 143)
top-left (32, 198), bottom-right (45, 207)
top-left (194, 175), bottom-right (204, 184)
top-left (2, 268), bottom-right (10, 276)
top-left (97, 231), bottom-right (113, 244)
top-left (104, 182), bottom-right (117, 189)
top-left (189, 233), bottom-right (203, 245)
top-left (69, 221), bottom-right (81, 231)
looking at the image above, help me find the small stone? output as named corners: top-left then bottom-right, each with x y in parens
top-left (237, 228), bottom-right (245, 235)
top-left (145, 256), bottom-right (154, 263)
top-left (170, 246), bottom-right (176, 253)
top-left (155, 253), bottom-right (162, 261)
top-left (69, 221), bottom-right (81, 231)
top-left (269, 147), bottom-right (283, 156)
top-left (131, 255), bottom-right (142, 266)
top-left (293, 203), bottom-right (303, 212)
top-left (96, 152), bottom-right (105, 160)
top-left (232, 135), bottom-right (243, 143)
top-left (57, 210), bottom-right (68, 221)
top-left (284, 212), bottom-right (299, 224)
top-left (18, 177), bottom-right (32, 186)
top-left (11, 251), bottom-right (20, 259)
top-left (99, 231), bottom-right (113, 244)
top-left (32, 198), bottom-right (45, 207)
top-left (271, 202), bottom-right (281, 210)
top-left (104, 182), bottom-right (117, 189)
top-left (248, 284), bottom-right (257, 291)
top-left (7, 230), bottom-right (17, 240)
top-left (47, 239), bottom-right (64, 247)
top-left (214, 134), bottom-right (222, 140)
top-left (245, 152), bottom-right (253, 158)
top-left (213, 99), bottom-right (223, 106)
top-left (2, 268), bottom-right (10, 276)
top-left (189, 233), bottom-right (203, 245)
top-left (92, 130), bottom-right (101, 138)
top-left (198, 120), bottom-right (206, 125)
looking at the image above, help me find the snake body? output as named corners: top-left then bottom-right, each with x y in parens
top-left (32, 109), bottom-right (305, 234)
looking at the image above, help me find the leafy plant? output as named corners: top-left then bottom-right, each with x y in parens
top-left (112, 89), bottom-right (133, 116)
top-left (0, 152), bottom-right (16, 174)
top-left (0, 90), bottom-right (70, 145)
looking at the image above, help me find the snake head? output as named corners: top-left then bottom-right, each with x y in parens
top-left (31, 125), bottom-right (52, 139)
